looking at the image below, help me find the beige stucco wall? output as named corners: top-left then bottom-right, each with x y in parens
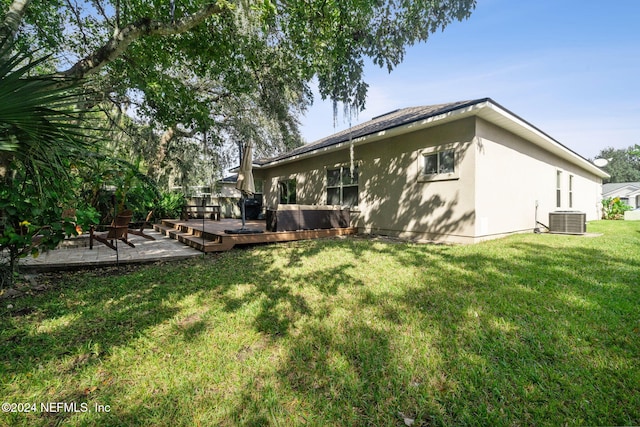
top-left (254, 115), bottom-right (603, 243)
top-left (257, 118), bottom-right (479, 243)
top-left (355, 118), bottom-right (477, 243)
top-left (474, 118), bottom-right (602, 239)
top-left (255, 149), bottom-right (344, 208)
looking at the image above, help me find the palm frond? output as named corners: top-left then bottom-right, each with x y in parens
top-left (0, 34), bottom-right (101, 194)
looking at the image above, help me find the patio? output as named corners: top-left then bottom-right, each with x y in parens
top-left (17, 218), bottom-right (357, 271)
top-left (19, 229), bottom-right (202, 272)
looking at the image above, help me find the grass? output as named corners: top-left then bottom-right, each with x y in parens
top-left (1, 220), bottom-right (639, 426)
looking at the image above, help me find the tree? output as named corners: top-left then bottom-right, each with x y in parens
top-left (1, 0), bottom-right (477, 156)
top-left (0, 35), bottom-right (101, 285)
top-left (594, 146), bottom-right (640, 183)
top-left (0, 0), bottom-right (477, 282)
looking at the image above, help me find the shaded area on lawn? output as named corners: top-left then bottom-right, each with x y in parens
top-left (1, 221), bottom-right (639, 426)
top-left (220, 229), bottom-right (639, 425)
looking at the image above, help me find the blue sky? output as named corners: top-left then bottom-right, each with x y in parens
top-left (298, 0), bottom-right (640, 159)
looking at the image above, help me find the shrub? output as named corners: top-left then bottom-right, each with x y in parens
top-left (601, 197), bottom-right (632, 220)
top-left (154, 191), bottom-right (185, 219)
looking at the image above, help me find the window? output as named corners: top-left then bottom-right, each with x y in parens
top-left (568, 175), bottom-right (574, 208)
top-left (418, 147), bottom-right (459, 182)
top-left (423, 150), bottom-right (455, 175)
top-left (556, 171), bottom-right (562, 208)
top-left (327, 165), bottom-right (358, 207)
top-left (279, 179), bottom-right (296, 204)
top-left (254, 179), bottom-right (264, 194)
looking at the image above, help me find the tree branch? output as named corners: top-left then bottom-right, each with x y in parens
top-left (62, 2), bottom-right (225, 79)
top-left (65, 0), bottom-right (91, 51)
top-left (92, 0), bottom-right (115, 31)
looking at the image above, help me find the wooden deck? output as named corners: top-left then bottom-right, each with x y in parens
top-left (154, 218), bottom-right (357, 252)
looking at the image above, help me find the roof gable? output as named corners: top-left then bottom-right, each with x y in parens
top-left (603, 182), bottom-right (640, 197)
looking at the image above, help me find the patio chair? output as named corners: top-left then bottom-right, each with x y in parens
top-left (129, 210), bottom-right (156, 241)
top-left (89, 210), bottom-right (135, 250)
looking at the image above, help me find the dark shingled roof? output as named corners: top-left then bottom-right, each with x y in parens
top-left (256, 98), bottom-right (489, 166)
top-left (220, 174), bottom-right (238, 183)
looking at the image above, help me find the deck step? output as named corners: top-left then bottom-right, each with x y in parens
top-left (155, 219), bottom-right (357, 253)
top-left (158, 220), bottom-right (221, 241)
top-left (154, 222), bottom-right (231, 252)
top-left (154, 223), bottom-right (176, 237)
top-left (176, 234), bottom-right (234, 252)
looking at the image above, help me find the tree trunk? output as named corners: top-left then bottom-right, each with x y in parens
top-left (148, 127), bottom-right (175, 180)
top-left (0, 0), bottom-right (31, 41)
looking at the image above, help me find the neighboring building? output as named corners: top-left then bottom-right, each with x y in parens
top-left (218, 174), bottom-right (264, 204)
top-left (217, 174), bottom-right (241, 198)
top-left (252, 98), bottom-right (609, 244)
top-left (602, 182), bottom-right (640, 208)
top-left (215, 175), bottom-right (265, 219)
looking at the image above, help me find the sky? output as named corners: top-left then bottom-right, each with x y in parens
top-left (298, 0), bottom-right (640, 160)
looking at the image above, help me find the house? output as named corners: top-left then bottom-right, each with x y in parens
top-left (251, 98), bottom-right (609, 244)
top-left (602, 182), bottom-right (640, 208)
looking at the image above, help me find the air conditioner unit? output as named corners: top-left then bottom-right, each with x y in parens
top-left (549, 211), bottom-right (586, 235)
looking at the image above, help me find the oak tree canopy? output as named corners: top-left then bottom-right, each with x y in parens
top-left (1, 0), bottom-right (476, 152)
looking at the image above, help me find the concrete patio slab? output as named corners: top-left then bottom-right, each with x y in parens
top-left (19, 229), bottom-right (203, 272)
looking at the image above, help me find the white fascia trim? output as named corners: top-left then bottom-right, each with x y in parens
top-left (259, 103), bottom-right (481, 169)
top-left (603, 184), bottom-right (640, 197)
top-left (259, 100), bottom-right (609, 179)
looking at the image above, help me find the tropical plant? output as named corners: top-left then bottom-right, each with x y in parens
top-left (154, 191), bottom-right (186, 220)
top-left (78, 154), bottom-right (162, 223)
top-left (601, 197), bottom-right (632, 220)
top-left (0, 35), bottom-right (100, 286)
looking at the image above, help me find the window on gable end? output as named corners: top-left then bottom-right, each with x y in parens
top-left (556, 170), bottom-right (562, 208)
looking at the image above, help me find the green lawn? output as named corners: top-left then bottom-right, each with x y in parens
top-left (1, 221), bottom-right (639, 426)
